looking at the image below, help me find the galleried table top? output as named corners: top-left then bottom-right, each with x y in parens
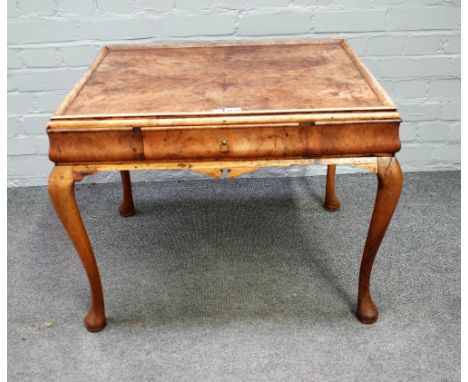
top-left (52, 39), bottom-right (397, 122)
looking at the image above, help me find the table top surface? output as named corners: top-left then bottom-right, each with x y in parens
top-left (53, 39), bottom-right (396, 123)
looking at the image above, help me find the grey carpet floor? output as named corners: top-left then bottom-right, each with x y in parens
top-left (8, 171), bottom-right (460, 382)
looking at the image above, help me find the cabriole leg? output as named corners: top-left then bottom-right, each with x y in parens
top-left (48, 166), bottom-right (106, 332)
top-left (324, 164), bottom-right (340, 211)
top-left (357, 157), bottom-right (403, 324)
top-left (119, 170), bottom-right (135, 217)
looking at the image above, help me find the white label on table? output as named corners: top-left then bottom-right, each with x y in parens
top-left (212, 107), bottom-right (243, 113)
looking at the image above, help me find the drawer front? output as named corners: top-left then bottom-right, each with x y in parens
top-left (48, 128), bottom-right (144, 163)
top-left (307, 121), bottom-right (401, 156)
top-left (48, 121), bottom-right (401, 164)
top-left (142, 125), bottom-right (307, 160)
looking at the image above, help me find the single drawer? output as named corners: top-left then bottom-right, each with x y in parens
top-left (141, 124), bottom-right (307, 160)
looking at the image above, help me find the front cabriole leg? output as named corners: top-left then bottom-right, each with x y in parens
top-left (357, 157), bottom-right (403, 324)
top-left (48, 166), bottom-right (106, 332)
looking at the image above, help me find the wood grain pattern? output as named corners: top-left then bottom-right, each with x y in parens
top-left (340, 40), bottom-right (395, 108)
top-left (54, 40), bottom-right (393, 118)
top-left (48, 121), bottom-right (400, 163)
top-left (47, 111), bottom-right (401, 130)
top-left (53, 47), bottom-right (109, 116)
top-left (68, 157), bottom-right (379, 174)
top-left (142, 124), bottom-right (307, 160)
top-left (48, 127), bottom-right (144, 162)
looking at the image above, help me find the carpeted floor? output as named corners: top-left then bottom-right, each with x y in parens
top-left (8, 171), bottom-right (460, 381)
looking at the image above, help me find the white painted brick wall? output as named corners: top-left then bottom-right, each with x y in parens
top-left (7, 0), bottom-right (461, 187)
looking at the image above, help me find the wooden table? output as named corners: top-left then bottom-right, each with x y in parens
top-left (47, 39), bottom-right (402, 332)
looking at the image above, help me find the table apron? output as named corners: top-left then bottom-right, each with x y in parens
top-left (48, 121), bottom-right (400, 163)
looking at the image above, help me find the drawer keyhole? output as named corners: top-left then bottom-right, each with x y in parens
top-left (220, 139), bottom-right (229, 153)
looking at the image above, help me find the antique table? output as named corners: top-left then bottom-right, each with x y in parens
top-left (47, 39), bottom-right (402, 332)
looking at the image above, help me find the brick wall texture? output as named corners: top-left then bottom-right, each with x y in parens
top-left (7, 0), bottom-right (461, 186)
